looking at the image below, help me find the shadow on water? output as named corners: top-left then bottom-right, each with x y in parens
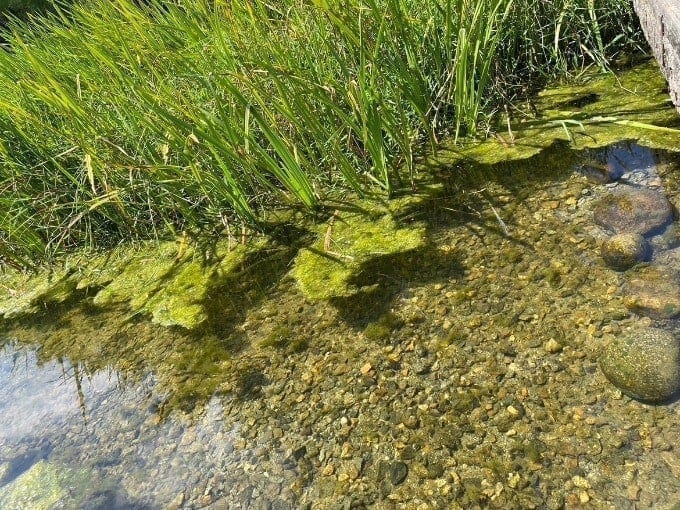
top-left (0, 220), bottom-right (315, 414)
top-left (329, 246), bottom-right (466, 329)
top-left (2, 139), bottom-right (675, 417)
top-left (327, 140), bottom-right (581, 328)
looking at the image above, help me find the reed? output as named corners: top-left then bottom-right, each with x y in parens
top-left (0, 0), bottom-right (641, 266)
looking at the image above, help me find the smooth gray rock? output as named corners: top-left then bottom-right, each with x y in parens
top-left (600, 328), bottom-right (680, 403)
top-left (593, 188), bottom-right (673, 236)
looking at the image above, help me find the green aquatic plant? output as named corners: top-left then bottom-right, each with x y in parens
top-left (0, 0), bottom-right (642, 267)
top-left (363, 311), bottom-right (405, 343)
top-left (292, 206), bottom-right (426, 300)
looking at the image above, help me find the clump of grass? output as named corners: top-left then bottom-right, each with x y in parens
top-left (0, 0), bottom-right (642, 267)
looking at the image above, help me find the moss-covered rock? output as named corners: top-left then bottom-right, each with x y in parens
top-left (600, 233), bottom-right (649, 271)
top-left (593, 189), bottom-right (673, 236)
top-left (600, 328), bottom-right (680, 403)
top-left (0, 460), bottom-right (90, 510)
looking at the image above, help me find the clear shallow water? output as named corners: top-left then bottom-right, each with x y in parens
top-left (0, 142), bottom-right (679, 509)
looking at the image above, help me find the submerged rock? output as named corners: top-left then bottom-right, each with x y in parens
top-left (600, 233), bottom-right (649, 270)
top-left (623, 266), bottom-right (680, 319)
top-left (0, 460), bottom-right (76, 510)
top-left (592, 188), bottom-right (673, 236)
top-left (600, 328), bottom-right (680, 403)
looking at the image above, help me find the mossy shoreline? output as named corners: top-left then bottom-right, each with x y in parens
top-left (1, 61), bottom-right (679, 331)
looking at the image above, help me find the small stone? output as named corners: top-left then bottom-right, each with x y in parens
top-left (593, 188), bottom-right (673, 236)
top-left (572, 475), bottom-right (589, 489)
top-left (600, 233), bottom-right (649, 271)
top-left (169, 492), bottom-right (185, 509)
top-left (600, 327), bottom-right (680, 403)
top-left (413, 359), bottom-right (431, 375)
top-left (627, 484), bottom-right (641, 501)
top-left (360, 362), bottom-right (373, 375)
top-left (340, 443), bottom-right (353, 458)
top-left (389, 461), bottom-right (409, 485)
top-left (579, 491), bottom-right (590, 504)
top-left (401, 415), bottom-right (419, 429)
top-left (544, 338), bottom-right (563, 353)
top-left (322, 464), bottom-right (335, 476)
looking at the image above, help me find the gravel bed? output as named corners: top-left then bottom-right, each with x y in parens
top-left (0, 142), bottom-right (679, 509)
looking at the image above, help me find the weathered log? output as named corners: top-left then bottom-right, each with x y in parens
top-left (633, 0), bottom-right (680, 112)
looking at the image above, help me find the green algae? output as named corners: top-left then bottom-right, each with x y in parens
top-left (0, 267), bottom-right (76, 319)
top-left (433, 60), bottom-right (680, 169)
top-left (292, 206), bottom-right (427, 300)
top-left (2, 62), bottom-right (677, 323)
top-left (0, 460), bottom-right (91, 510)
top-left (363, 311), bottom-right (405, 343)
top-left (92, 240), bottom-right (183, 309)
top-left (290, 62), bottom-right (680, 305)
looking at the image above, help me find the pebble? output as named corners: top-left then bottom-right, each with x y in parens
top-left (544, 339), bottom-right (563, 353)
top-left (390, 461), bottom-right (409, 485)
top-left (600, 233), bottom-right (649, 270)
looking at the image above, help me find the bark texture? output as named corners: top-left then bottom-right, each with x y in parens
top-left (634, 0), bottom-right (680, 112)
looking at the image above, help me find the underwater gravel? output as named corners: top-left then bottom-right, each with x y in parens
top-left (1, 142), bottom-right (680, 509)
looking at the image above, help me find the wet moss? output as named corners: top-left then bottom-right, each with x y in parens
top-left (259, 324), bottom-right (310, 353)
top-left (0, 460), bottom-right (91, 510)
top-left (260, 325), bottom-right (292, 349)
top-left (292, 208), bottom-right (427, 300)
top-left (363, 311), bottom-right (405, 343)
top-left (0, 267), bottom-right (76, 319)
top-left (431, 61), bottom-right (680, 172)
top-left (92, 241), bottom-right (181, 308)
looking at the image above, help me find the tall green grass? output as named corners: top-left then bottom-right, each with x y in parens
top-left (0, 0), bottom-right (642, 267)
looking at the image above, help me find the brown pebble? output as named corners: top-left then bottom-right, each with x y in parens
top-left (627, 484), bottom-right (641, 501)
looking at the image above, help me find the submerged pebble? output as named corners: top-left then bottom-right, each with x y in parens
top-left (599, 328), bottom-right (680, 403)
top-left (600, 233), bottom-right (649, 270)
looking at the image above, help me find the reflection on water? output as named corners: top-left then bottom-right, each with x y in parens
top-left (0, 340), bottom-right (242, 508)
top-left (0, 343), bottom-right (117, 444)
top-left (0, 141), bottom-right (678, 508)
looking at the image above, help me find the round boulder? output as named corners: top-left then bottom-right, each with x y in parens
top-left (600, 233), bottom-right (649, 270)
top-left (593, 188), bottom-right (673, 236)
top-left (600, 328), bottom-right (680, 403)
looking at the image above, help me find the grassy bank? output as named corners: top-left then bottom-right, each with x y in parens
top-left (0, 0), bottom-right (644, 267)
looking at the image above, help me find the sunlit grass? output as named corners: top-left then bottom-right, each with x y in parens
top-left (0, 0), bottom-right (642, 267)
